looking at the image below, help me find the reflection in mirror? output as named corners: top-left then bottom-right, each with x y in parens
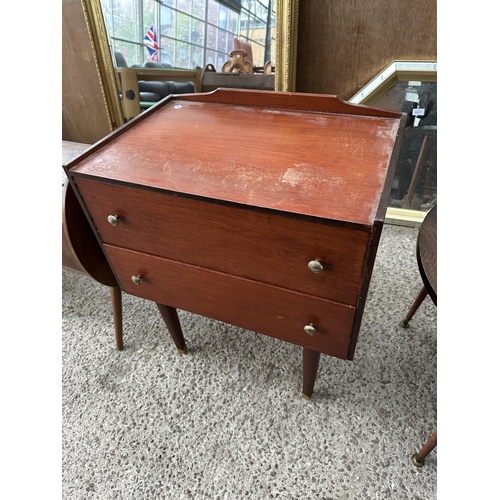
top-left (350, 61), bottom-right (437, 225)
top-left (99, 0), bottom-right (277, 72)
top-left (373, 80), bottom-right (437, 214)
top-left (81, 0), bottom-right (297, 128)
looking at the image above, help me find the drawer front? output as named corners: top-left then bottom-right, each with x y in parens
top-left (76, 179), bottom-right (369, 306)
top-left (105, 244), bottom-right (356, 359)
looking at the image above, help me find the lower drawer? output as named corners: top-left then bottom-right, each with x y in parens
top-left (105, 244), bottom-right (356, 359)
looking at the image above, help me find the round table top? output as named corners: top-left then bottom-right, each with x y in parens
top-left (417, 204), bottom-right (437, 305)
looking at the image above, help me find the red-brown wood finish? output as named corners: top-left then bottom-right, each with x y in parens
top-left (156, 304), bottom-right (187, 353)
top-left (74, 178), bottom-right (369, 306)
top-left (418, 431), bottom-right (437, 460)
top-left (303, 348), bottom-right (321, 399)
top-left (401, 204), bottom-right (437, 327)
top-left (412, 430), bottom-right (437, 466)
top-left (63, 144), bottom-right (189, 353)
top-left (66, 89), bottom-right (405, 396)
top-left (402, 286), bottom-right (428, 326)
top-left (62, 140), bottom-right (122, 350)
top-left (417, 205), bottom-right (437, 304)
top-left (62, 176), bottom-right (117, 286)
top-left (69, 90), bottom-right (402, 227)
top-left (111, 286), bottom-right (123, 351)
top-left (104, 244), bottom-right (356, 359)
top-left (62, 141), bottom-right (116, 286)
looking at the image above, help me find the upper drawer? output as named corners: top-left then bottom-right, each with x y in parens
top-left (75, 179), bottom-right (369, 305)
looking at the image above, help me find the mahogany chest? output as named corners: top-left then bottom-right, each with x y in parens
top-left (64, 89), bottom-right (405, 398)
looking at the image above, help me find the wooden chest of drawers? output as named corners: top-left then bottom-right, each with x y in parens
top-left (64, 89), bottom-right (405, 398)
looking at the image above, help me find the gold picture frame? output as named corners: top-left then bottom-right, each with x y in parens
top-left (81, 0), bottom-right (125, 130)
top-left (350, 60), bottom-right (437, 106)
top-left (275, 0), bottom-right (300, 92)
top-left (81, 0), bottom-right (300, 126)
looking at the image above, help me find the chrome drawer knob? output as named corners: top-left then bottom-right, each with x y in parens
top-left (304, 323), bottom-right (316, 336)
top-left (107, 215), bottom-right (120, 226)
top-left (308, 259), bottom-right (323, 273)
top-left (131, 275), bottom-right (142, 285)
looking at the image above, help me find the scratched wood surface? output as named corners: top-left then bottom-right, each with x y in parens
top-left (69, 90), bottom-right (403, 227)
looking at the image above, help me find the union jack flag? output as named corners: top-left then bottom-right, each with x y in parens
top-left (144, 23), bottom-right (159, 62)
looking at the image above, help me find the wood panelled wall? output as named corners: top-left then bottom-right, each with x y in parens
top-left (62, 0), bottom-right (113, 144)
top-left (295, 0), bottom-right (437, 100)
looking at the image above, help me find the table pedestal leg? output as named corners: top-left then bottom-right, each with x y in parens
top-left (302, 348), bottom-right (321, 399)
top-left (111, 286), bottom-right (123, 351)
top-left (156, 303), bottom-right (187, 353)
top-left (400, 286), bottom-right (428, 327)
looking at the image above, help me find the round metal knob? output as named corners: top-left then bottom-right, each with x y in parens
top-left (308, 259), bottom-right (323, 273)
top-left (304, 323), bottom-right (316, 336)
top-left (107, 215), bottom-right (120, 226)
top-left (131, 275), bottom-right (142, 285)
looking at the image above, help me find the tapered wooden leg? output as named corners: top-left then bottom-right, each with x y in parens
top-left (412, 430), bottom-right (437, 466)
top-left (111, 286), bottom-right (123, 351)
top-left (302, 348), bottom-right (321, 400)
top-left (400, 286), bottom-right (428, 327)
top-left (156, 303), bottom-right (187, 353)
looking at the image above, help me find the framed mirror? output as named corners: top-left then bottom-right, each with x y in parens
top-left (350, 61), bottom-right (438, 226)
top-left (80, 0), bottom-right (125, 130)
top-left (82, 0), bottom-right (299, 128)
top-left (275, 0), bottom-right (299, 92)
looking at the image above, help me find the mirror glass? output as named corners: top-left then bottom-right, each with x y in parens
top-left (99, 0), bottom-right (276, 71)
top-left (350, 61), bottom-right (437, 224)
top-left (373, 80), bottom-right (437, 214)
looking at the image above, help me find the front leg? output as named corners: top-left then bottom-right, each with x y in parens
top-left (156, 303), bottom-right (187, 354)
top-left (302, 347), bottom-right (321, 399)
top-left (111, 286), bottom-right (123, 350)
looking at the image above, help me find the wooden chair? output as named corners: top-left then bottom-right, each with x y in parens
top-left (115, 68), bottom-right (202, 120)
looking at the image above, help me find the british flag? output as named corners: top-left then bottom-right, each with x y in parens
top-left (144, 23), bottom-right (159, 62)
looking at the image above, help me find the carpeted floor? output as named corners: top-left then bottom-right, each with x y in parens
top-left (62, 223), bottom-right (437, 499)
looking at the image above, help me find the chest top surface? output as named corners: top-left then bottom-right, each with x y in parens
top-left (69, 89), bottom-right (404, 227)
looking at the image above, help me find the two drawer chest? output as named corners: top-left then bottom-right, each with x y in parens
top-left (64, 89), bottom-right (405, 398)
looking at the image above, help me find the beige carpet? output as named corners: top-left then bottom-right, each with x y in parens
top-left (62, 223), bottom-right (437, 499)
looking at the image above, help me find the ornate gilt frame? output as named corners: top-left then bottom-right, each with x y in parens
top-left (81, 0), bottom-right (125, 130)
top-left (81, 0), bottom-right (299, 123)
top-left (275, 0), bottom-right (299, 92)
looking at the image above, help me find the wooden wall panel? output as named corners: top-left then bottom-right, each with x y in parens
top-left (296, 0), bottom-right (437, 100)
top-left (62, 0), bottom-right (113, 144)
